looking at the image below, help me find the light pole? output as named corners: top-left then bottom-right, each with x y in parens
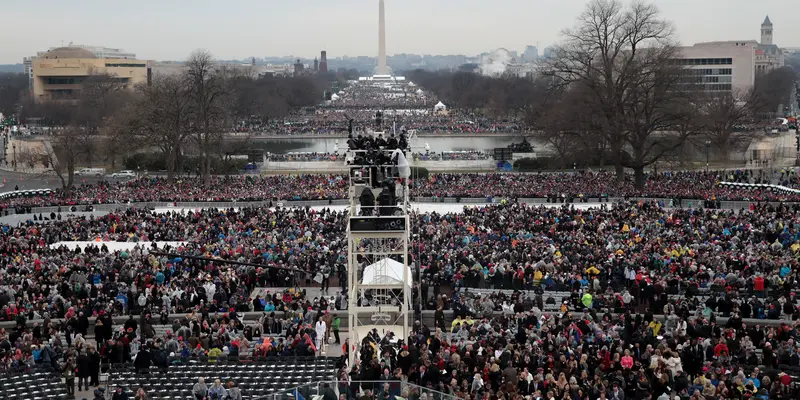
top-left (705, 140), bottom-right (710, 172)
top-left (12, 143), bottom-right (16, 172)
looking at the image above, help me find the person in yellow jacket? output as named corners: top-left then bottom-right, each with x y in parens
top-left (534, 269), bottom-right (543, 281)
top-left (648, 320), bottom-right (662, 336)
top-left (451, 315), bottom-right (464, 332)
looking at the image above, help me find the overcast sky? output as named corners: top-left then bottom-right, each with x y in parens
top-left (1, 0), bottom-right (797, 64)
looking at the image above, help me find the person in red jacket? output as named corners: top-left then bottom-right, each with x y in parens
top-left (754, 276), bottom-right (765, 293)
top-left (714, 342), bottom-right (729, 357)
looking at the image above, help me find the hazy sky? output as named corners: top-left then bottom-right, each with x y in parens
top-left (1, 0), bottom-right (797, 64)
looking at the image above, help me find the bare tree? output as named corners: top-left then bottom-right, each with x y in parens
top-left (18, 127), bottom-right (81, 191)
top-left (74, 73), bottom-right (129, 166)
top-left (696, 90), bottom-right (766, 162)
top-left (102, 103), bottom-right (144, 170)
top-left (544, 0), bottom-right (694, 186)
top-left (129, 74), bottom-right (194, 183)
top-left (185, 50), bottom-right (232, 186)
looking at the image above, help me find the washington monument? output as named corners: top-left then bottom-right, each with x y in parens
top-left (377, 0), bottom-right (388, 75)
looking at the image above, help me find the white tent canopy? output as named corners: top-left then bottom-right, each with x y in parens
top-left (434, 101), bottom-right (447, 111)
top-left (330, 93), bottom-right (340, 101)
top-left (361, 258), bottom-right (413, 288)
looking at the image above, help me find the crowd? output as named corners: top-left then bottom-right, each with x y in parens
top-left (2, 200), bottom-right (800, 325)
top-left (0, 270), bottom-right (339, 398)
top-left (327, 82), bottom-right (431, 109)
top-left (267, 153), bottom-right (341, 162)
top-left (346, 297), bottom-right (799, 400)
top-left (0, 175), bottom-right (349, 207)
top-left (4, 170), bottom-right (800, 210)
top-left (3, 173), bottom-right (800, 398)
top-left (254, 111), bottom-right (527, 136)
top-left (413, 152), bottom-right (493, 161)
top-left (340, 200), bottom-right (800, 400)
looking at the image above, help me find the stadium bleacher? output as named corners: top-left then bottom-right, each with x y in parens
top-left (0, 365), bottom-right (71, 400)
top-left (107, 357), bottom-right (338, 400)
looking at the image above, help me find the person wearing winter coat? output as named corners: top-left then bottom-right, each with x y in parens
top-left (208, 379), bottom-right (227, 399)
top-left (193, 377), bottom-right (208, 400)
top-left (227, 382), bottom-right (244, 400)
top-left (76, 350), bottom-right (91, 391)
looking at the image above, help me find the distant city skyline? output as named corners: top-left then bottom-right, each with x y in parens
top-left (0, 0), bottom-right (798, 64)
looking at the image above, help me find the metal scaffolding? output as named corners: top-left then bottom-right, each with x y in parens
top-left (345, 144), bottom-right (412, 367)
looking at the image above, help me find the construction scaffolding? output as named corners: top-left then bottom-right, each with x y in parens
top-left (345, 137), bottom-right (412, 367)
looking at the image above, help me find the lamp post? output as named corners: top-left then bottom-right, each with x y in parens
top-left (705, 140), bottom-right (710, 172)
top-left (12, 143), bottom-right (16, 172)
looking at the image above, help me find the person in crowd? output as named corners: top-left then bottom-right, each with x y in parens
top-left (192, 377), bottom-right (208, 400)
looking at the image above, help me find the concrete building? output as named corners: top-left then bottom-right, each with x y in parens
top-left (23, 57), bottom-right (35, 94)
top-left (31, 47), bottom-right (151, 103)
top-left (755, 16), bottom-right (784, 73)
top-left (522, 45), bottom-right (538, 62)
top-left (293, 59), bottom-right (305, 75)
top-left (676, 41), bottom-right (756, 93)
top-left (319, 51), bottom-right (328, 73)
top-left (760, 16), bottom-right (773, 46)
top-left (37, 43), bottom-right (137, 59)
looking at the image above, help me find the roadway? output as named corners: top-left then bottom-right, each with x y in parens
top-left (0, 170), bottom-right (108, 191)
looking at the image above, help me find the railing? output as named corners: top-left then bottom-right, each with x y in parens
top-left (289, 380), bottom-right (459, 400)
top-left (1, 198), bottom-right (350, 216)
top-left (4, 195), bottom-right (797, 217)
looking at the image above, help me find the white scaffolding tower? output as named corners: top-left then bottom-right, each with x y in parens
top-left (345, 137), bottom-right (412, 367)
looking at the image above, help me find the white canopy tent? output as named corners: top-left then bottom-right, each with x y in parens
top-left (434, 101), bottom-right (447, 112)
top-left (330, 93), bottom-right (340, 101)
top-left (361, 258), bottom-right (413, 288)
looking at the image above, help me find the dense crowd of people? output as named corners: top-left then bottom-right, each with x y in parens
top-left (3, 171), bottom-right (800, 398)
top-left (413, 152), bottom-right (493, 161)
top-left (2, 200), bottom-right (800, 324)
top-left (267, 152), bottom-right (342, 162)
top-left (252, 110), bottom-right (527, 136)
top-left (346, 297), bottom-right (799, 400)
top-left (222, 78), bottom-right (528, 136)
top-left (327, 82), bottom-right (431, 109)
top-left (3, 170), bottom-right (800, 210)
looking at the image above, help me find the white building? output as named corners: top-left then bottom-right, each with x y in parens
top-left (672, 16), bottom-right (785, 94)
top-left (23, 57), bottom-right (35, 94)
top-left (676, 41), bottom-right (756, 93)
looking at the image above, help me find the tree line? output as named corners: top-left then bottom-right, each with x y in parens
top-left (11, 50), bottom-right (326, 191)
top-left (410, 0), bottom-right (797, 187)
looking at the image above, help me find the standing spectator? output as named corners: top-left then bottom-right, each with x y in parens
top-left (88, 346), bottom-right (101, 388)
top-left (332, 314), bottom-right (341, 344)
top-left (76, 350), bottom-right (91, 391)
top-left (61, 359), bottom-right (75, 396)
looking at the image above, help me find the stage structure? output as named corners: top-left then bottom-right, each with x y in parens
top-left (345, 116), bottom-right (412, 367)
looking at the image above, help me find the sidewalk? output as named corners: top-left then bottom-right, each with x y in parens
top-left (0, 139), bottom-right (57, 174)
